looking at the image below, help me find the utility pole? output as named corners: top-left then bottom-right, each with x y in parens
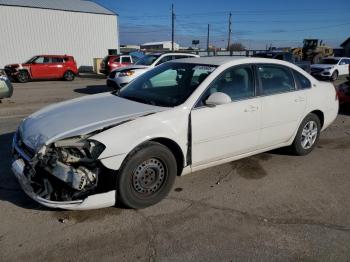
top-left (171, 4), bottom-right (175, 51)
top-left (207, 24), bottom-right (210, 56)
top-left (227, 12), bottom-right (232, 51)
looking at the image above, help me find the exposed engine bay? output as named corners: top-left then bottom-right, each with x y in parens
top-left (13, 134), bottom-right (116, 202)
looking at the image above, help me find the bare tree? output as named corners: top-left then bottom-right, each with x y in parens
top-left (229, 43), bottom-right (246, 55)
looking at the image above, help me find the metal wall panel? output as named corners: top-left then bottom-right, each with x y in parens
top-left (0, 5), bottom-right (119, 69)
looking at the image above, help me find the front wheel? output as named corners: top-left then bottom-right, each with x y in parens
top-left (63, 70), bottom-right (75, 81)
top-left (331, 70), bottom-right (338, 81)
top-left (289, 113), bottom-right (321, 156)
top-left (17, 70), bottom-right (29, 83)
top-left (117, 142), bottom-right (177, 209)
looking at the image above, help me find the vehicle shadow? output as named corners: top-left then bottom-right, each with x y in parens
top-left (0, 132), bottom-right (44, 210)
top-left (74, 85), bottom-right (114, 95)
top-left (77, 73), bottom-right (106, 79)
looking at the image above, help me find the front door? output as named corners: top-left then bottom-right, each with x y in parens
top-left (191, 65), bottom-right (261, 167)
top-left (30, 56), bottom-right (50, 78)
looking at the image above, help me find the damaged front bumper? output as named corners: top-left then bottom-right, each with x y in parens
top-left (11, 132), bottom-right (117, 210)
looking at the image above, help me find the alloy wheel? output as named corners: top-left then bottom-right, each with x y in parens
top-left (301, 120), bottom-right (318, 149)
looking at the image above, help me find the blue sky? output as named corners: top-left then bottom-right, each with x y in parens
top-left (94, 0), bottom-right (350, 49)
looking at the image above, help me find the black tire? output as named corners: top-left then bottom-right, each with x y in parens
top-left (331, 70), bottom-right (338, 81)
top-left (290, 113), bottom-right (321, 156)
top-left (17, 70), bottom-right (29, 83)
top-left (117, 141), bottom-right (177, 209)
top-left (63, 70), bottom-right (75, 81)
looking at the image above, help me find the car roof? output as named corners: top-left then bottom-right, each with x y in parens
top-left (37, 55), bottom-right (73, 57)
top-left (149, 52), bottom-right (198, 56)
top-left (170, 56), bottom-right (310, 70)
top-left (170, 56), bottom-right (253, 66)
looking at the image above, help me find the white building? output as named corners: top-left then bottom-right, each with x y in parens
top-left (141, 41), bottom-right (180, 51)
top-left (0, 0), bottom-right (119, 70)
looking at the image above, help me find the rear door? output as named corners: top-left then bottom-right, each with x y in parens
top-left (30, 56), bottom-right (50, 78)
top-left (47, 57), bottom-right (65, 78)
top-left (257, 64), bottom-right (307, 148)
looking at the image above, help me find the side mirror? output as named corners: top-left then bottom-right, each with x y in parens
top-left (205, 92), bottom-right (231, 107)
top-left (340, 62), bottom-right (346, 65)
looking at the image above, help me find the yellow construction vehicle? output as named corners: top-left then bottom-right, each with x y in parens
top-left (292, 39), bottom-right (333, 64)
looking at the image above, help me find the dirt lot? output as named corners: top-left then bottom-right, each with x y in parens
top-left (1, 76), bottom-right (350, 262)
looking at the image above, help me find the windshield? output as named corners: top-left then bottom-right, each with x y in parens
top-left (320, 58), bottom-right (339, 65)
top-left (117, 62), bottom-right (217, 107)
top-left (24, 56), bottom-right (38, 64)
top-left (135, 54), bottom-right (161, 66)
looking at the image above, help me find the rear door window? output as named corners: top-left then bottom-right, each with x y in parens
top-left (257, 65), bottom-right (295, 95)
top-left (52, 57), bottom-right (64, 63)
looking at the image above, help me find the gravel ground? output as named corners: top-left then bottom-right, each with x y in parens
top-left (0, 76), bottom-right (350, 262)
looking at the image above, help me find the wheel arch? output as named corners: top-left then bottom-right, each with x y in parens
top-left (309, 110), bottom-right (324, 128)
top-left (149, 137), bottom-right (185, 176)
top-left (18, 68), bottom-right (31, 78)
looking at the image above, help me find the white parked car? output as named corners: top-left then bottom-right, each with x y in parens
top-left (12, 57), bottom-right (338, 210)
top-left (311, 57), bottom-right (350, 81)
top-left (106, 52), bottom-right (199, 89)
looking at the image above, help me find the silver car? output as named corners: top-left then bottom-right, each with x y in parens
top-left (0, 70), bottom-right (13, 100)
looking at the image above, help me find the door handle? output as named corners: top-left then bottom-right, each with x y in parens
top-left (295, 97), bottom-right (305, 102)
top-left (244, 105), bottom-right (259, 112)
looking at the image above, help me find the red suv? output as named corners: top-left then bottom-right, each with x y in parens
top-left (4, 55), bottom-right (78, 83)
top-left (100, 55), bottom-right (133, 75)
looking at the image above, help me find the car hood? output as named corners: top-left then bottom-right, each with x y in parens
top-left (19, 92), bottom-right (166, 152)
top-left (311, 64), bottom-right (335, 69)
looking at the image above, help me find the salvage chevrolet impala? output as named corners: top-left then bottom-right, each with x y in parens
top-left (12, 57), bottom-right (339, 210)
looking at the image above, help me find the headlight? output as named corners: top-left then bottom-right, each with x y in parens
top-left (52, 138), bottom-right (106, 164)
top-left (119, 70), bottom-right (135, 77)
top-left (324, 67), bottom-right (333, 70)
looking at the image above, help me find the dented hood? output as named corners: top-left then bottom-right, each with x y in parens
top-left (19, 92), bottom-right (166, 151)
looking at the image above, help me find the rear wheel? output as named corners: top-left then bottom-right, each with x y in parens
top-left (17, 70), bottom-right (29, 83)
top-left (290, 113), bottom-right (321, 156)
top-left (117, 142), bottom-right (177, 209)
top-left (63, 70), bottom-right (75, 81)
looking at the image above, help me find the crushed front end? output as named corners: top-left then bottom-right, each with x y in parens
top-left (12, 131), bottom-right (117, 210)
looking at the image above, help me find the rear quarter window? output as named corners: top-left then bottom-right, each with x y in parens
top-left (293, 70), bottom-right (311, 89)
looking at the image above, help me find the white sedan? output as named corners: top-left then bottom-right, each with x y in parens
top-left (12, 57), bottom-right (338, 210)
top-left (106, 52), bottom-right (199, 89)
